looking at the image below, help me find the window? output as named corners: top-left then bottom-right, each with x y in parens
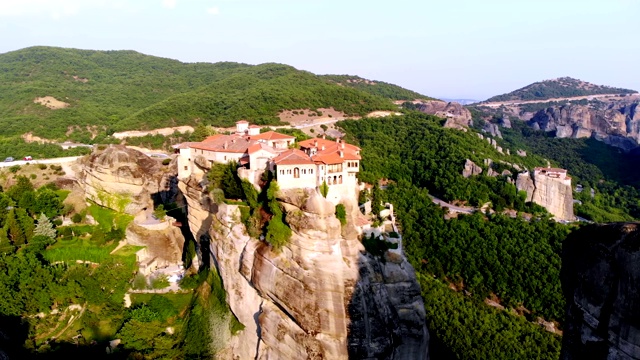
top-left (184, 166), bottom-right (188, 170)
top-left (287, 169), bottom-right (292, 175)
top-left (294, 167), bottom-right (300, 178)
top-left (224, 156), bottom-right (227, 161)
top-left (310, 169), bottom-right (313, 174)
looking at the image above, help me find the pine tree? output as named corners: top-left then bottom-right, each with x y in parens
top-left (5, 209), bottom-right (25, 246)
top-left (34, 213), bottom-right (56, 239)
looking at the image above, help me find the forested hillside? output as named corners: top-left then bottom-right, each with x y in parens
top-left (485, 77), bottom-right (636, 102)
top-left (340, 114), bottom-right (565, 359)
top-left (0, 46), bottom-right (424, 142)
top-left (321, 75), bottom-right (435, 100)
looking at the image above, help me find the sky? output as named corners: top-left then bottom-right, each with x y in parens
top-left (0, 0), bottom-right (638, 100)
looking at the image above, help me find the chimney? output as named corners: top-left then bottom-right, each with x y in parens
top-left (321, 145), bottom-right (325, 151)
top-left (341, 142), bottom-right (345, 149)
top-left (336, 137), bottom-right (340, 144)
top-left (322, 134), bottom-right (326, 139)
top-left (339, 150), bottom-right (344, 158)
top-left (223, 141), bottom-right (228, 149)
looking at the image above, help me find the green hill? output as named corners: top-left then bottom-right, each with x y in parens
top-left (321, 75), bottom-right (435, 101)
top-left (485, 77), bottom-right (637, 102)
top-left (0, 46), bottom-right (414, 141)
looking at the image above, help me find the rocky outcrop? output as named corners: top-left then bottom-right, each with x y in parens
top-left (528, 100), bottom-right (640, 151)
top-left (416, 100), bottom-right (472, 129)
top-left (462, 159), bottom-right (482, 178)
top-left (179, 177), bottom-right (429, 359)
top-left (482, 122), bottom-right (502, 138)
top-left (126, 220), bottom-right (185, 266)
top-left (561, 222), bottom-right (640, 360)
top-left (516, 170), bottom-right (574, 221)
top-left (499, 115), bottom-right (511, 128)
top-left (78, 145), bottom-right (171, 214)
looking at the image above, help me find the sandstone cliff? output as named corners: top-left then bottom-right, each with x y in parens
top-left (416, 100), bottom-right (472, 130)
top-left (528, 100), bottom-right (640, 151)
top-left (78, 145), bottom-right (172, 215)
top-left (516, 171), bottom-right (574, 221)
top-left (561, 222), bottom-right (640, 360)
top-left (179, 175), bottom-right (429, 359)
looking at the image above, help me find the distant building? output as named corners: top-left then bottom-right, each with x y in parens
top-left (177, 121), bottom-right (361, 204)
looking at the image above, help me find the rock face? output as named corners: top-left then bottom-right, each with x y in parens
top-left (416, 100), bottom-right (472, 129)
top-left (516, 169), bottom-right (574, 221)
top-left (462, 159), bottom-right (482, 178)
top-left (561, 222), bottom-right (640, 360)
top-left (179, 177), bottom-right (429, 359)
top-left (78, 145), bottom-right (170, 215)
top-left (528, 100), bottom-right (640, 151)
top-left (482, 122), bottom-right (502, 138)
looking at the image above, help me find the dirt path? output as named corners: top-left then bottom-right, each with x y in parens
top-left (50, 303), bottom-right (87, 340)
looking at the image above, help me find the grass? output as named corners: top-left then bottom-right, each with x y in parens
top-left (131, 293), bottom-right (194, 314)
top-left (44, 237), bottom-right (118, 263)
top-left (88, 203), bottom-right (133, 231)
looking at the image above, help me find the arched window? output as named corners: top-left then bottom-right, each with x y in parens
top-left (294, 167), bottom-right (300, 178)
top-left (338, 175), bottom-right (343, 184)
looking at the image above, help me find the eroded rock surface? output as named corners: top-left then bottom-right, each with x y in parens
top-left (462, 159), bottom-right (482, 178)
top-left (528, 100), bottom-right (640, 151)
top-left (561, 222), bottom-right (640, 360)
top-left (416, 100), bottom-right (472, 129)
top-left (78, 145), bottom-right (171, 214)
top-left (516, 170), bottom-right (574, 221)
top-left (179, 177), bottom-right (429, 359)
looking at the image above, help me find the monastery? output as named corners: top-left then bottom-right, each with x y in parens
top-left (177, 121), bottom-right (361, 204)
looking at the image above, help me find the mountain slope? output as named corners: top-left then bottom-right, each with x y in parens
top-left (0, 46), bottom-right (415, 140)
top-left (485, 77), bottom-right (637, 102)
top-left (122, 65), bottom-right (398, 130)
top-left (322, 74), bottom-right (435, 100)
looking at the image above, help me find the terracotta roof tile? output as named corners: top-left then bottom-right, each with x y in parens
top-left (250, 131), bottom-right (295, 141)
top-left (273, 149), bottom-right (315, 165)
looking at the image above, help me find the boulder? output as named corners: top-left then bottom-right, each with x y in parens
top-left (462, 159), bottom-right (483, 178)
top-left (78, 145), bottom-right (169, 215)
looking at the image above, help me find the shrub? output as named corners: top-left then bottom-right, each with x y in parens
top-left (30, 174), bottom-right (37, 179)
top-left (335, 204), bottom-right (346, 225)
top-left (309, 128), bottom-right (315, 133)
top-left (151, 274), bottom-right (170, 289)
top-left (71, 212), bottom-right (83, 223)
top-left (52, 218), bottom-right (63, 226)
top-left (37, 164), bottom-right (48, 170)
top-left (153, 204), bottom-right (166, 221)
top-left (148, 295), bottom-right (178, 321)
top-left (8, 165), bottom-right (20, 173)
top-left (132, 273), bottom-right (148, 290)
top-left (162, 158), bottom-right (171, 166)
top-left (320, 124), bottom-right (328, 131)
top-left (362, 233), bottom-right (398, 257)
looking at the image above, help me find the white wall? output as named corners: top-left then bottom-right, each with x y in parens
top-left (276, 164), bottom-right (317, 189)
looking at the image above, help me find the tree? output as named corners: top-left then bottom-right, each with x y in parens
top-left (320, 181), bottom-right (329, 198)
top-left (6, 176), bottom-right (34, 203)
top-left (153, 204), bottom-right (166, 221)
top-left (34, 213), bottom-right (56, 239)
top-left (4, 210), bottom-right (25, 246)
top-left (190, 124), bottom-right (216, 142)
top-left (33, 188), bottom-right (62, 218)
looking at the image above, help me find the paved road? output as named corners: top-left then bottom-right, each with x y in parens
top-left (0, 156), bottom-right (83, 168)
top-left (429, 195), bottom-right (476, 214)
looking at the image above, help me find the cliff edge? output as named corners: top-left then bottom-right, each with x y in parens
top-left (561, 222), bottom-right (640, 360)
top-left (179, 175), bottom-right (429, 359)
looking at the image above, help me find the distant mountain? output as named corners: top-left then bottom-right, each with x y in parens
top-left (321, 75), bottom-right (435, 101)
top-left (440, 98), bottom-right (479, 105)
top-left (0, 46), bottom-right (426, 141)
top-left (485, 77), bottom-right (637, 102)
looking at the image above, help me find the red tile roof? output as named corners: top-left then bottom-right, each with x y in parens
top-left (190, 134), bottom-right (254, 153)
top-left (248, 143), bottom-right (277, 155)
top-left (250, 131), bottom-right (295, 141)
top-left (273, 149), bottom-right (315, 165)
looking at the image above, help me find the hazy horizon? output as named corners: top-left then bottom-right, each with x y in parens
top-left (0, 0), bottom-right (638, 100)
